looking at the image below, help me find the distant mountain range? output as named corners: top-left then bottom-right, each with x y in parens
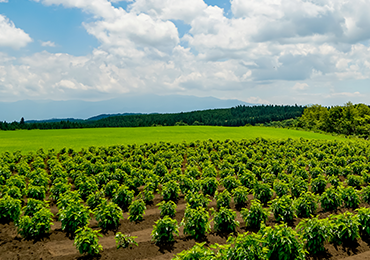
top-left (0, 94), bottom-right (253, 122)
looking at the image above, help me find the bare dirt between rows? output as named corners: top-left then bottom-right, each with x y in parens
top-left (2, 193), bottom-right (370, 260)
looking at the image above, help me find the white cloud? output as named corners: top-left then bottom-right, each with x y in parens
top-left (41, 41), bottom-right (56, 47)
top-left (293, 83), bottom-right (309, 90)
top-left (0, 0), bottom-right (9, 2)
top-left (0, 15), bottom-right (32, 49)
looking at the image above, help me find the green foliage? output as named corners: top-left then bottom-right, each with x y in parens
top-left (185, 192), bottom-right (211, 209)
top-left (160, 180), bottom-right (180, 201)
top-left (273, 180), bottom-right (290, 198)
top-left (212, 207), bottom-right (239, 233)
top-left (153, 162), bottom-right (168, 177)
top-left (94, 200), bottom-right (123, 230)
top-left (329, 212), bottom-right (360, 245)
top-left (58, 201), bottom-right (91, 234)
top-left (74, 226), bottom-right (103, 255)
top-left (320, 186), bottom-right (343, 212)
top-left (50, 182), bottom-right (71, 202)
top-left (181, 206), bottom-right (211, 239)
top-left (128, 199), bottom-right (146, 222)
top-left (26, 185), bottom-right (46, 200)
top-left (290, 177), bottom-right (308, 198)
top-left (239, 171), bottom-right (256, 189)
top-left (77, 178), bottom-right (99, 200)
top-left (347, 174), bottom-right (363, 189)
top-left (57, 190), bottom-right (81, 209)
top-left (105, 180), bottom-right (120, 197)
top-left (0, 194), bottom-right (21, 222)
top-left (215, 190), bottom-right (231, 209)
top-left (115, 232), bottom-right (138, 249)
top-left (310, 174), bottom-right (327, 194)
top-left (241, 199), bottom-right (269, 229)
top-left (260, 223), bottom-right (306, 260)
top-left (341, 186), bottom-right (360, 208)
top-left (356, 207), bottom-right (370, 238)
top-left (172, 242), bottom-right (215, 260)
top-left (22, 198), bottom-right (48, 217)
top-left (201, 177), bottom-right (219, 196)
top-left (225, 232), bottom-right (268, 260)
top-left (232, 186), bottom-right (249, 207)
top-left (86, 189), bottom-right (105, 210)
top-left (157, 200), bottom-right (177, 218)
top-left (151, 215), bottom-right (179, 243)
top-left (16, 207), bottom-right (54, 238)
top-left (296, 216), bottom-right (330, 254)
top-left (328, 175), bottom-right (340, 188)
top-left (253, 181), bottom-right (273, 204)
top-left (294, 191), bottom-right (318, 218)
top-left (269, 195), bottom-right (295, 223)
top-left (202, 165), bottom-right (217, 178)
top-left (362, 186), bottom-right (370, 203)
top-left (112, 185), bottom-right (134, 209)
top-left (222, 176), bottom-right (241, 193)
top-left (179, 175), bottom-right (198, 194)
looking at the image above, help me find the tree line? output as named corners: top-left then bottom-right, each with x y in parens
top-left (0, 105), bottom-right (304, 130)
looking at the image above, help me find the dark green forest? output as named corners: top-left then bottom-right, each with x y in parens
top-left (0, 105), bottom-right (304, 130)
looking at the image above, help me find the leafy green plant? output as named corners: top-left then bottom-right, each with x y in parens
top-left (5, 185), bottom-right (23, 200)
top-left (26, 185), bottom-right (46, 200)
top-left (22, 198), bottom-right (48, 216)
top-left (253, 181), bottom-right (273, 205)
top-left (259, 223), bottom-right (306, 260)
top-left (16, 207), bottom-right (54, 238)
top-left (362, 186), bottom-right (370, 203)
top-left (329, 212), bottom-right (360, 245)
top-left (239, 171), bottom-right (256, 189)
top-left (78, 178), bottom-right (99, 200)
top-left (86, 189), bottom-right (105, 210)
top-left (0, 194), bottom-right (21, 222)
top-left (94, 200), bottom-right (123, 230)
top-left (50, 182), bottom-right (71, 202)
top-left (328, 175), bottom-right (340, 188)
top-left (128, 199), bottom-right (146, 222)
top-left (201, 177), bottom-right (219, 196)
top-left (241, 199), bottom-right (269, 229)
top-left (157, 200), bottom-right (177, 218)
top-left (225, 232), bottom-right (268, 260)
top-left (347, 174), bottom-right (363, 189)
top-left (112, 185), bottom-right (134, 210)
top-left (172, 242), bottom-right (215, 260)
top-left (222, 176), bottom-right (241, 193)
top-left (105, 180), bottom-right (120, 197)
top-left (341, 186), bottom-right (360, 208)
top-left (151, 215), bottom-right (179, 243)
top-left (185, 192), bottom-right (211, 209)
top-left (294, 191), bottom-right (318, 218)
top-left (57, 190), bottom-right (81, 210)
top-left (273, 180), bottom-right (290, 198)
top-left (310, 174), bottom-right (327, 194)
top-left (290, 177), bottom-right (308, 198)
top-left (296, 216), bottom-right (330, 254)
top-left (215, 190), bottom-right (231, 209)
top-left (356, 207), bottom-right (370, 238)
top-left (58, 201), bottom-right (91, 234)
top-left (232, 186), bottom-right (249, 207)
top-left (320, 186), bottom-right (343, 212)
top-left (212, 207), bottom-right (239, 233)
top-left (115, 232), bottom-right (138, 249)
top-left (160, 180), bottom-right (180, 201)
top-left (74, 226), bottom-right (103, 255)
top-left (269, 195), bottom-right (295, 223)
top-left (181, 206), bottom-right (211, 239)
top-left (179, 175), bottom-right (199, 194)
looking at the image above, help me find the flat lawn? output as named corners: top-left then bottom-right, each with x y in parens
top-left (0, 126), bottom-right (348, 153)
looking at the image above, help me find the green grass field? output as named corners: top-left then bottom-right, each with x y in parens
top-left (0, 126), bottom-right (349, 153)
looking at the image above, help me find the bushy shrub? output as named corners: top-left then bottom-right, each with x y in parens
top-left (273, 180), bottom-right (290, 198)
top-left (94, 200), bottom-right (123, 230)
top-left (241, 199), bottom-right (269, 229)
top-left (185, 192), bottom-right (211, 209)
top-left (151, 216), bottom-right (179, 243)
top-left (58, 201), bottom-right (91, 234)
top-left (112, 185), bottom-right (134, 209)
top-left (341, 186), bottom-right (360, 208)
top-left (212, 207), bottom-right (239, 233)
top-left (320, 186), bottom-right (342, 212)
top-left (294, 191), bottom-right (318, 218)
top-left (356, 207), bottom-right (370, 238)
top-left (347, 174), bottom-right (363, 189)
top-left (160, 180), bottom-right (180, 202)
top-left (311, 174), bottom-right (327, 194)
top-left (0, 195), bottom-right (21, 222)
top-left (215, 190), bottom-right (231, 209)
top-left (128, 199), bottom-right (146, 222)
top-left (269, 195), bottom-right (295, 223)
top-left (253, 181), bottom-right (273, 205)
top-left (222, 176), bottom-right (241, 192)
top-left (181, 206), bottom-right (211, 239)
top-left (157, 200), bottom-right (177, 218)
top-left (16, 207), bottom-right (54, 238)
top-left (74, 226), bottom-right (103, 255)
top-left (232, 186), bottom-right (249, 207)
top-left (201, 177), bottom-right (218, 197)
top-left (329, 212), bottom-right (360, 245)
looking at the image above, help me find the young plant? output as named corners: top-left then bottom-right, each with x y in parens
top-left (185, 192), bottom-right (211, 209)
top-left (157, 200), bottom-right (177, 218)
top-left (22, 198), bottom-right (49, 216)
top-left (115, 232), bottom-right (138, 249)
top-left (362, 186), bottom-right (370, 203)
top-left (26, 185), bottom-right (46, 200)
top-left (225, 232), bottom-right (268, 260)
top-left (296, 216), bottom-right (330, 254)
top-left (239, 171), bottom-right (256, 189)
top-left (179, 175), bottom-right (198, 194)
top-left (259, 223), bottom-right (306, 260)
top-left (222, 176), bottom-right (241, 193)
top-left (58, 201), bottom-right (91, 234)
top-left (253, 181), bottom-right (273, 205)
top-left (212, 207), bottom-right (239, 233)
top-left (201, 177), bottom-right (219, 197)
top-left (86, 189), bottom-right (105, 210)
top-left (294, 191), bottom-right (318, 218)
top-left (94, 200), bottom-right (123, 230)
top-left (320, 186), bottom-right (343, 212)
top-left (128, 199), bottom-right (146, 222)
top-left (347, 174), bottom-right (363, 189)
top-left (290, 177), bottom-right (308, 198)
top-left (0, 194), bottom-right (21, 222)
top-left (215, 190), bottom-right (231, 209)
top-left (181, 206), bottom-right (211, 239)
top-left (310, 174), bottom-right (327, 194)
top-left (356, 207), bottom-right (370, 238)
top-left (50, 182), bottom-right (71, 202)
top-left (269, 195), bottom-right (296, 223)
top-left (329, 212), bottom-right (360, 245)
top-left (74, 226), bottom-right (103, 255)
top-left (232, 186), bottom-right (249, 207)
top-left (160, 180), bottom-right (181, 202)
top-left (341, 186), bottom-right (360, 208)
top-left (172, 242), bottom-right (215, 260)
top-left (105, 180), bottom-right (120, 198)
top-left (16, 207), bottom-right (54, 238)
top-left (112, 185), bottom-right (134, 210)
top-left (328, 175), bottom-right (340, 188)
top-left (273, 180), bottom-right (290, 198)
top-left (151, 215), bottom-right (179, 244)
top-left (241, 199), bottom-right (269, 229)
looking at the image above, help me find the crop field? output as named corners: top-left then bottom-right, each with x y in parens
top-left (2, 136), bottom-right (370, 259)
top-left (0, 126), bottom-right (346, 153)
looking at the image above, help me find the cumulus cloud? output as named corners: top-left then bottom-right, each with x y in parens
top-left (2, 0), bottom-right (370, 106)
top-left (0, 0), bottom-right (9, 2)
top-left (41, 41), bottom-right (56, 47)
top-left (0, 15), bottom-right (32, 49)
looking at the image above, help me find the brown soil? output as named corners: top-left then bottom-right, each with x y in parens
top-left (2, 193), bottom-right (370, 260)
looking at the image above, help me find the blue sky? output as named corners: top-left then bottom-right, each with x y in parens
top-left (0, 0), bottom-right (370, 106)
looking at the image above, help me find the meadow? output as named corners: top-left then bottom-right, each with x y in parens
top-left (0, 126), bottom-right (347, 153)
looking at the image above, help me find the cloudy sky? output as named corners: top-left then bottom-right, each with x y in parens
top-left (0, 0), bottom-right (370, 106)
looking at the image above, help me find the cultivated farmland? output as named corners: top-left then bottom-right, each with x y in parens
top-left (1, 137), bottom-right (370, 259)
